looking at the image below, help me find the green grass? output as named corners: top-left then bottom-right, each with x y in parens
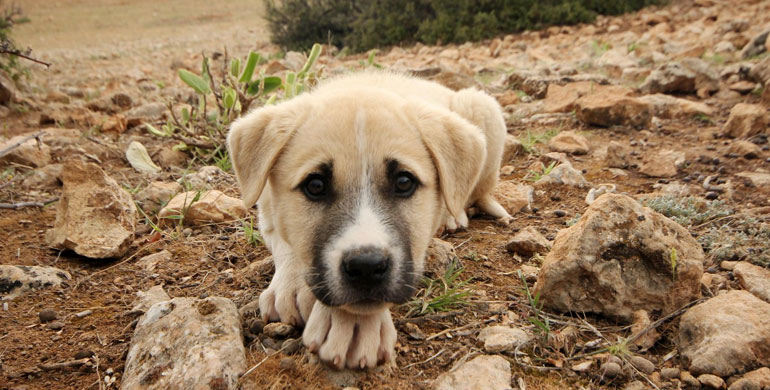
top-left (519, 270), bottom-right (550, 340)
top-left (520, 128), bottom-right (561, 154)
top-left (590, 39), bottom-right (611, 57)
top-left (525, 161), bottom-right (556, 182)
top-left (404, 259), bottom-right (471, 317)
top-left (241, 217), bottom-right (265, 247)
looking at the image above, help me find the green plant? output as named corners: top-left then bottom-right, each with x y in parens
top-left (565, 213), bottom-right (582, 227)
top-left (590, 39), bottom-right (611, 56)
top-left (606, 337), bottom-right (631, 357)
top-left (525, 161), bottom-right (556, 182)
top-left (643, 195), bottom-right (732, 226)
top-left (520, 128), bottom-right (561, 154)
top-left (145, 44), bottom-right (322, 167)
top-left (0, 2), bottom-right (33, 80)
top-left (241, 217), bottom-right (265, 247)
top-left (358, 49), bottom-right (383, 69)
top-left (404, 259), bottom-right (471, 317)
top-left (669, 247), bottom-right (678, 281)
top-left (160, 190), bottom-right (202, 233)
top-left (693, 113), bottom-right (714, 125)
top-left (519, 270), bottom-right (550, 340)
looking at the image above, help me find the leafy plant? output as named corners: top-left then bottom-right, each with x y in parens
top-left (145, 44), bottom-right (323, 168)
top-left (669, 247), bottom-right (678, 281)
top-left (0, 2), bottom-right (33, 80)
top-left (404, 259), bottom-right (471, 317)
top-left (520, 128), bottom-right (560, 154)
top-left (241, 217), bottom-right (265, 247)
top-left (525, 161), bottom-right (556, 182)
top-left (643, 195), bottom-right (732, 226)
top-left (160, 190), bottom-right (202, 233)
top-left (519, 270), bottom-right (550, 340)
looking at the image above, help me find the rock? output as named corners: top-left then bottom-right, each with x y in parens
top-left (698, 374), bottom-right (725, 389)
top-left (181, 165), bottom-right (230, 190)
top-left (749, 56), bottom-right (770, 86)
top-left (548, 131), bottom-right (590, 155)
top-left (681, 370), bottom-right (701, 388)
top-left (535, 163), bottom-right (588, 187)
top-left (606, 141), bottom-right (630, 168)
top-left (601, 362), bottom-right (623, 378)
top-left (0, 133), bottom-right (51, 168)
top-left (723, 104), bottom-right (769, 138)
top-left (543, 82), bottom-right (631, 113)
top-left (159, 190), bottom-right (247, 226)
top-left (576, 92), bottom-right (652, 129)
top-left (38, 309), bottom-right (57, 323)
top-left (733, 262), bottom-right (770, 302)
top-left (122, 297), bottom-right (246, 390)
top-left (0, 70), bottom-right (17, 105)
top-left (156, 146), bottom-right (188, 168)
top-left (661, 367), bottom-right (681, 380)
top-left (639, 150), bottom-right (685, 178)
top-left (424, 238), bottom-right (458, 277)
top-left (740, 28), bottom-right (770, 59)
top-left (638, 94), bottom-right (714, 119)
top-left (630, 310), bottom-right (660, 351)
top-left (282, 51), bottom-right (307, 72)
top-left (762, 87), bottom-right (770, 109)
top-left (506, 226), bottom-right (551, 257)
top-left (731, 141), bottom-right (762, 159)
top-left (135, 181), bottom-right (182, 212)
top-left (0, 265), bottom-right (71, 300)
top-left (736, 172), bottom-right (770, 187)
top-left (715, 41), bottom-right (736, 53)
top-left (263, 322), bottom-right (294, 339)
top-left (502, 135), bottom-right (523, 162)
top-left (477, 326), bottom-right (531, 353)
top-left (131, 285), bottom-right (170, 313)
top-left (45, 160), bottom-right (136, 259)
top-left (126, 102), bottom-right (165, 127)
top-left (137, 250), bottom-right (172, 272)
top-left (679, 290), bottom-right (770, 377)
top-left (429, 71), bottom-right (482, 91)
top-left (494, 181), bottom-right (533, 213)
top-left (630, 356), bottom-right (655, 375)
top-left (624, 381), bottom-right (648, 390)
top-left (641, 62), bottom-right (697, 94)
top-left (730, 81), bottom-right (757, 94)
top-left (570, 360), bottom-right (594, 372)
top-left (110, 92), bottom-right (133, 109)
top-left (433, 355), bottom-right (512, 390)
top-left (728, 378), bottom-right (761, 390)
top-left (22, 163), bottom-right (62, 189)
top-left (48, 321), bottom-right (64, 330)
top-left (507, 70), bottom-right (608, 99)
top-left (534, 194), bottom-right (704, 322)
top-left (125, 141), bottom-right (161, 174)
top-left (493, 90), bottom-right (519, 107)
top-left (741, 367), bottom-right (770, 388)
top-left (74, 350), bottom-right (95, 360)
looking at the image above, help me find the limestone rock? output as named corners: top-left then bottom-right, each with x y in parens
top-left (477, 326), bottom-right (532, 353)
top-left (638, 94), bottom-right (714, 119)
top-left (740, 28), bottom-right (770, 59)
top-left (502, 135), bottom-right (523, 162)
top-left (749, 56), bottom-right (770, 86)
top-left (137, 250), bottom-right (172, 272)
top-left (494, 181), bottom-right (533, 214)
top-left (131, 285), bottom-right (170, 313)
top-left (543, 82), bottom-right (632, 113)
top-left (22, 163), bottom-right (62, 189)
top-left (723, 104), bottom-right (769, 138)
top-left (534, 194), bottom-right (704, 322)
top-left (698, 374), bottom-right (725, 389)
top-left (507, 70), bottom-right (608, 99)
top-left (679, 290), bottom-right (770, 377)
top-left (126, 102), bottom-right (165, 127)
top-left (728, 141), bottom-right (762, 159)
top-left (506, 226), bottom-right (551, 257)
top-left (641, 62), bottom-right (697, 94)
top-left (45, 160), bottom-right (136, 259)
top-left (433, 355), bottom-right (512, 390)
top-left (535, 163), bottom-right (588, 187)
top-left (740, 367), bottom-right (770, 388)
top-left (733, 262), bottom-right (770, 302)
top-left (136, 181), bottom-right (182, 212)
top-left (736, 172), bottom-right (770, 187)
top-left (576, 93), bottom-right (652, 129)
top-left (0, 265), bottom-right (71, 300)
top-left (425, 238), bottom-right (459, 278)
top-left (159, 190), bottom-right (247, 226)
top-left (122, 297), bottom-right (246, 390)
top-left (640, 150), bottom-right (685, 178)
top-left (548, 131), bottom-right (590, 155)
top-left (0, 133), bottom-right (51, 168)
top-left (605, 141), bottom-right (630, 168)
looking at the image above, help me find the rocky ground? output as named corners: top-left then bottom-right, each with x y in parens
top-left (2, 0), bottom-right (770, 389)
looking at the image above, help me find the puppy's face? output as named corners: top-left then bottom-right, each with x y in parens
top-left (228, 87), bottom-right (485, 314)
top-left (270, 95), bottom-right (441, 312)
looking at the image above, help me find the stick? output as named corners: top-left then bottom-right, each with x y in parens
top-left (238, 342), bottom-right (291, 383)
top-left (39, 358), bottom-right (91, 371)
top-left (0, 48), bottom-right (51, 67)
top-left (0, 131), bottom-right (45, 158)
top-left (0, 197), bottom-right (59, 209)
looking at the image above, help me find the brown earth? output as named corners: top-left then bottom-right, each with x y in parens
top-left (2, 0), bottom-right (770, 389)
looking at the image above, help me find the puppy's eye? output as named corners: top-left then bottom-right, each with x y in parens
top-left (394, 172), bottom-right (418, 197)
top-left (302, 175), bottom-right (328, 200)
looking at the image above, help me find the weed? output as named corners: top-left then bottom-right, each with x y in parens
top-left (606, 337), bottom-right (631, 357)
top-left (698, 216), bottom-right (770, 267)
top-left (669, 248), bottom-right (678, 281)
top-left (693, 113), bottom-right (714, 125)
top-left (241, 217), bottom-right (264, 247)
top-left (643, 195), bottom-right (732, 226)
top-left (519, 270), bottom-right (550, 340)
top-left (702, 53), bottom-right (726, 65)
top-left (525, 161), bottom-right (556, 182)
top-left (404, 259), bottom-right (471, 317)
top-left (160, 190), bottom-right (202, 233)
top-left (358, 49), bottom-right (383, 69)
top-left (520, 128), bottom-right (561, 155)
top-left (627, 42), bottom-right (638, 53)
top-left (566, 213), bottom-right (582, 227)
top-left (590, 40), bottom-right (611, 57)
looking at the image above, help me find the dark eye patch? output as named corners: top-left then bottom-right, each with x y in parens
top-left (385, 159), bottom-right (421, 198)
top-left (297, 162), bottom-right (335, 203)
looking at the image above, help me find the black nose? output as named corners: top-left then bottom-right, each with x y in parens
top-left (342, 248), bottom-right (390, 285)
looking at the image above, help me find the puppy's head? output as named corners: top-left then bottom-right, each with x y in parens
top-left (228, 88), bottom-right (485, 313)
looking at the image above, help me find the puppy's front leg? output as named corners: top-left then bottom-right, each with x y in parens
top-left (303, 302), bottom-right (397, 370)
top-left (258, 237), bottom-right (316, 326)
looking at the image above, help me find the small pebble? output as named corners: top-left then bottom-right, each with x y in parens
top-left (553, 210), bottom-right (566, 218)
top-left (532, 207), bottom-right (539, 213)
top-left (698, 373), bottom-right (725, 389)
top-left (279, 357), bottom-right (298, 371)
top-left (601, 362), bottom-right (622, 378)
top-left (2, 302), bottom-right (8, 311)
top-left (629, 356), bottom-right (655, 375)
top-left (660, 367), bottom-right (680, 380)
top-left (249, 318), bottom-right (266, 335)
top-left (105, 368), bottom-right (114, 376)
top-left (74, 310), bottom-right (93, 318)
top-left (39, 309), bottom-right (57, 323)
top-left (680, 371), bottom-right (700, 388)
top-left (282, 338), bottom-right (303, 355)
top-left (74, 350), bottom-right (94, 359)
top-left (705, 191), bottom-right (719, 200)
top-left (48, 321), bottom-right (65, 330)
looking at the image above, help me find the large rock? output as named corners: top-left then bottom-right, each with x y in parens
top-left (122, 297), bottom-right (246, 390)
top-left (678, 290), bottom-right (770, 377)
top-left (543, 82), bottom-right (632, 113)
top-left (749, 56), bottom-right (770, 86)
top-left (159, 190), bottom-right (247, 226)
top-left (639, 150), bottom-right (685, 178)
top-left (548, 131), bottom-right (590, 155)
top-left (126, 102), bottom-right (165, 127)
top-left (736, 171), bottom-right (770, 187)
top-left (0, 133), bottom-right (51, 168)
top-left (433, 355), bottom-right (512, 390)
top-left (477, 326), bottom-right (532, 353)
top-left (494, 181), bottom-right (533, 214)
top-left (506, 226), bottom-right (551, 257)
top-left (641, 62), bottom-right (697, 94)
top-left (576, 92), bottom-right (652, 129)
top-left (638, 94), bottom-right (714, 119)
top-left (45, 160), bottom-right (136, 259)
top-left (507, 70), bottom-right (608, 99)
top-left (733, 262), bottom-right (770, 302)
top-left (605, 141), bottom-right (630, 168)
top-left (533, 194), bottom-right (703, 322)
top-left (0, 265), bottom-right (71, 300)
top-left (723, 104), bottom-right (769, 138)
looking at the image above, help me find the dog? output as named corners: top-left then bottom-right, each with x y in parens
top-left (227, 71), bottom-right (511, 369)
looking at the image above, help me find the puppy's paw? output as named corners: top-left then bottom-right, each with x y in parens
top-left (442, 212), bottom-right (469, 233)
top-left (303, 303), bottom-right (397, 370)
top-left (496, 215), bottom-right (513, 226)
top-left (259, 271), bottom-right (315, 327)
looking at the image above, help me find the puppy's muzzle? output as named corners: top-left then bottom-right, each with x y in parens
top-left (342, 247), bottom-right (390, 287)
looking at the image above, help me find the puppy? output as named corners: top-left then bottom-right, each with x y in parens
top-left (227, 71), bottom-right (511, 369)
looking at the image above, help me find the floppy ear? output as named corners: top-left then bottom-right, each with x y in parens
top-left (406, 101), bottom-right (486, 221)
top-left (227, 99), bottom-right (309, 207)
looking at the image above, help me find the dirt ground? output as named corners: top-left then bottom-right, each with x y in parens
top-left (2, 0), bottom-right (770, 389)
